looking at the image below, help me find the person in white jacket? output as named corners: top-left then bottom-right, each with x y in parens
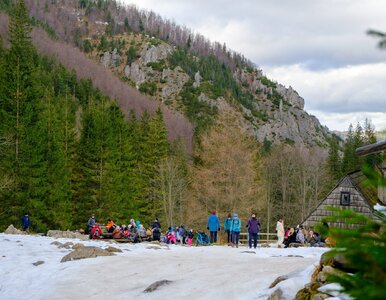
top-left (276, 218), bottom-right (284, 247)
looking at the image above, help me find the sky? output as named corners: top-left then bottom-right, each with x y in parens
top-left (121, 0), bottom-right (386, 132)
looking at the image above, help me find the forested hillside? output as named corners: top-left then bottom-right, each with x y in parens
top-left (0, 1), bottom-right (187, 231)
top-left (0, 0), bottom-right (349, 233)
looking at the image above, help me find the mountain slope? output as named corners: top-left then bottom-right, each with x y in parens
top-left (0, 11), bottom-right (194, 150)
top-left (17, 0), bottom-right (331, 149)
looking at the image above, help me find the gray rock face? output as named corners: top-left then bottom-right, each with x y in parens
top-left (193, 71), bottom-right (202, 88)
top-left (125, 62), bottom-right (147, 85)
top-left (141, 43), bottom-right (173, 64)
top-left (101, 51), bottom-right (111, 67)
top-left (101, 48), bottom-right (121, 68)
top-left (111, 48), bottom-right (121, 67)
top-left (276, 84), bottom-right (305, 109)
top-left (60, 246), bottom-right (114, 263)
top-left (161, 67), bottom-right (190, 98)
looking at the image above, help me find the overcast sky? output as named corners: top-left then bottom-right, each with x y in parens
top-left (122, 0), bottom-right (386, 132)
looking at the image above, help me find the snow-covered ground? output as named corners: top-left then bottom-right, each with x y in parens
top-left (0, 233), bottom-right (328, 300)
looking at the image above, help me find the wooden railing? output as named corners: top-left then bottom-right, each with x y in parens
top-left (239, 232), bottom-right (278, 244)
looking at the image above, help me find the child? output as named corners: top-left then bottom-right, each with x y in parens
top-left (166, 227), bottom-right (176, 244)
top-left (187, 229), bottom-right (194, 247)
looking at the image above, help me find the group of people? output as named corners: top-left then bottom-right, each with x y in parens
top-left (207, 211), bottom-right (261, 249)
top-left (276, 219), bottom-right (326, 248)
top-left (85, 213), bottom-right (326, 249)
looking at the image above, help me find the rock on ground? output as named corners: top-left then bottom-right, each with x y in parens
top-left (143, 280), bottom-right (173, 293)
top-left (4, 225), bottom-right (26, 235)
top-left (47, 230), bottom-right (89, 241)
top-left (60, 246), bottom-right (114, 263)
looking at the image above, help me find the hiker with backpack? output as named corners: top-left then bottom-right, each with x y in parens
top-left (224, 213), bottom-right (232, 246)
top-left (246, 213), bottom-right (261, 249)
top-left (230, 213), bottom-right (241, 248)
top-left (207, 210), bottom-right (220, 243)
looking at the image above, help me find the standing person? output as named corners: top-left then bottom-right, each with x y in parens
top-left (87, 214), bottom-right (95, 234)
top-left (224, 213), bottom-right (232, 246)
top-left (230, 213), bottom-right (241, 248)
top-left (246, 213), bottom-right (261, 249)
top-left (152, 218), bottom-right (161, 230)
top-left (207, 211), bottom-right (220, 243)
top-left (21, 213), bottom-right (30, 232)
top-left (276, 218), bottom-right (284, 247)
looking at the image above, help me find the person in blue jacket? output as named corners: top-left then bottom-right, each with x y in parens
top-left (223, 213), bottom-right (232, 246)
top-left (207, 210), bottom-right (220, 243)
top-left (230, 213), bottom-right (241, 248)
top-left (21, 213), bottom-right (30, 232)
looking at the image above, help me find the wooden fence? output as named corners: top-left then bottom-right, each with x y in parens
top-left (239, 232), bottom-right (277, 245)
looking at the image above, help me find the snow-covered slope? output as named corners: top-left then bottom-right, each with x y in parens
top-left (0, 233), bottom-right (327, 300)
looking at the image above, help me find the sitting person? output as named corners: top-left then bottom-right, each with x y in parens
top-left (112, 226), bottom-right (122, 239)
top-left (90, 224), bottom-right (102, 239)
top-left (283, 227), bottom-right (296, 248)
top-left (296, 225), bottom-right (305, 244)
top-left (106, 219), bottom-right (116, 233)
top-left (138, 224), bottom-right (147, 239)
top-left (165, 227), bottom-right (176, 244)
top-left (307, 231), bottom-right (325, 247)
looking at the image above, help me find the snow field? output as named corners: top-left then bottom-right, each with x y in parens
top-left (0, 233), bottom-right (328, 300)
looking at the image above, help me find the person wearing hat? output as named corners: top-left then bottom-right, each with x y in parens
top-left (207, 210), bottom-right (220, 243)
top-left (86, 214), bottom-right (95, 234)
top-left (21, 213), bottom-right (30, 232)
top-left (246, 213), bottom-right (261, 249)
top-left (230, 213), bottom-right (241, 248)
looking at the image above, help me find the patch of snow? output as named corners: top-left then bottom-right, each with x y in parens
top-left (319, 283), bottom-right (353, 300)
top-left (0, 233), bottom-right (328, 300)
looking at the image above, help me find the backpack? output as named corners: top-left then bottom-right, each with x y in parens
top-left (233, 219), bottom-right (240, 229)
top-left (91, 226), bottom-right (101, 239)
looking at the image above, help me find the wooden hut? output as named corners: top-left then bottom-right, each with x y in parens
top-left (302, 170), bottom-right (382, 229)
top-left (302, 139), bottom-right (386, 229)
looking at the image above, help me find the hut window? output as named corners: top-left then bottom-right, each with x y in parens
top-left (340, 192), bottom-right (351, 206)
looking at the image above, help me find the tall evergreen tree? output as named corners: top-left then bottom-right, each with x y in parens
top-left (327, 135), bottom-right (342, 181)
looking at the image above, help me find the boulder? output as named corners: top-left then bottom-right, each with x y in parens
top-left (61, 246), bottom-right (114, 263)
top-left (312, 293), bottom-right (330, 300)
top-left (143, 280), bottom-right (173, 293)
top-left (268, 288), bottom-right (283, 300)
top-left (317, 266), bottom-right (345, 283)
top-left (4, 224), bottom-right (26, 235)
top-left (47, 230), bottom-right (89, 241)
top-left (32, 261), bottom-right (45, 266)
